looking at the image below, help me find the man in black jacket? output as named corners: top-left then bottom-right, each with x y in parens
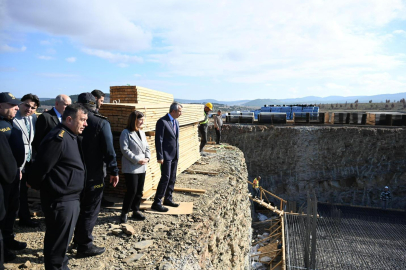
top-left (33, 94), bottom-right (71, 151)
top-left (0, 92), bottom-right (26, 262)
top-left (27, 104), bottom-right (88, 270)
top-left (73, 93), bottom-right (119, 258)
top-left (0, 132), bottom-right (17, 268)
top-left (153, 102), bottom-right (182, 212)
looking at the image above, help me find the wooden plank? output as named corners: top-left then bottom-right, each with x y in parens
top-left (366, 113), bottom-right (376, 125)
top-left (281, 214), bottom-right (286, 270)
top-left (185, 169), bottom-right (218, 176)
top-left (203, 149), bottom-right (217, 153)
top-left (153, 187), bottom-right (206, 194)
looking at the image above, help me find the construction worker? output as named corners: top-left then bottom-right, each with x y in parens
top-left (380, 186), bottom-right (392, 209)
top-left (199, 102), bottom-right (212, 154)
top-left (252, 176), bottom-right (261, 198)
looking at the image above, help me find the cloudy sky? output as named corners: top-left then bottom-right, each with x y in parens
top-left (1, 0), bottom-right (406, 100)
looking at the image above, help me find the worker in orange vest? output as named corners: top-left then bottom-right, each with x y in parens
top-left (252, 176), bottom-right (261, 198)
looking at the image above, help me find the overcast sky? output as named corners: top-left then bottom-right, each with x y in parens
top-left (1, 0), bottom-right (406, 100)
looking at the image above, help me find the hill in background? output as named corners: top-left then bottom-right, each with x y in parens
top-left (37, 92), bottom-right (406, 108)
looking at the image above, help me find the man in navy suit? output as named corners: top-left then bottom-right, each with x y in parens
top-left (33, 94), bottom-right (71, 151)
top-left (153, 102), bottom-right (183, 212)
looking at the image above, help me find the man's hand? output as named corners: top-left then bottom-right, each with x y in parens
top-left (110, 175), bottom-right (119, 187)
top-left (158, 159), bottom-right (164, 164)
top-left (20, 171), bottom-right (22, 180)
top-left (26, 182), bottom-right (31, 188)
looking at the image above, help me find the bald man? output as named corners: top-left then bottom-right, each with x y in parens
top-left (33, 94), bottom-right (72, 151)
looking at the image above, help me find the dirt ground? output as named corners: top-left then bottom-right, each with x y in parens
top-left (4, 143), bottom-right (250, 270)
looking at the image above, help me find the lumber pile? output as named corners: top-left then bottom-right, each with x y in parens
top-left (110, 85), bottom-right (173, 104)
top-left (100, 103), bottom-right (204, 133)
top-left (101, 85), bottom-right (204, 199)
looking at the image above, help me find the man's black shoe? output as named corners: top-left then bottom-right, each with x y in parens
top-left (151, 203), bottom-right (169, 212)
top-left (76, 245), bottom-right (105, 258)
top-left (4, 248), bottom-right (16, 262)
top-left (120, 213), bottom-right (128, 223)
top-left (5, 239), bottom-right (27, 250)
top-left (163, 200), bottom-right (180, 207)
top-left (132, 211), bottom-right (145, 221)
top-left (19, 219), bottom-right (40, 228)
top-left (101, 198), bottom-right (115, 207)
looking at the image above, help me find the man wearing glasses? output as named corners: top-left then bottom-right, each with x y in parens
top-left (13, 94), bottom-right (40, 228)
top-left (33, 94), bottom-right (71, 151)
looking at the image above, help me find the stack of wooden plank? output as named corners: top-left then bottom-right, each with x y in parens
top-left (100, 103), bottom-right (203, 133)
top-left (101, 85), bottom-right (204, 199)
top-left (110, 85), bottom-right (174, 104)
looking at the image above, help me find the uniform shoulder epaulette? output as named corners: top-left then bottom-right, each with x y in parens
top-left (57, 130), bottom-right (65, 140)
top-left (94, 113), bottom-right (108, 120)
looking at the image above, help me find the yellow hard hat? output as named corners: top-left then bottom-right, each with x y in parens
top-left (205, 102), bottom-right (213, 110)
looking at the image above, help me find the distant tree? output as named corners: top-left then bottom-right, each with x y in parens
top-left (385, 104), bottom-right (389, 109)
top-left (336, 103), bottom-right (338, 108)
top-left (370, 104), bottom-right (373, 108)
top-left (350, 103), bottom-right (353, 108)
top-left (340, 104), bottom-right (343, 107)
top-left (355, 99), bottom-right (359, 103)
top-left (391, 103), bottom-right (395, 109)
top-left (345, 101), bottom-right (348, 107)
top-left (355, 103), bottom-right (358, 109)
top-left (369, 100), bottom-right (372, 103)
top-left (331, 104), bottom-right (334, 109)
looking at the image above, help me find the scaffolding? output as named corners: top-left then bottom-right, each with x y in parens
top-left (248, 183), bottom-right (406, 270)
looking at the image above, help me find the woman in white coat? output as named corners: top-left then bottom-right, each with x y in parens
top-left (119, 111), bottom-right (150, 223)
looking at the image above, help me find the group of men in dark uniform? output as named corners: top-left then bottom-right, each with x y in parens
top-left (0, 90), bottom-right (118, 270)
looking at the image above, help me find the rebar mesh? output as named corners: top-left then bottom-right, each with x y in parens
top-left (285, 204), bottom-right (406, 270)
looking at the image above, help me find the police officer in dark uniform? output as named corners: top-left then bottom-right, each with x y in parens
top-left (27, 104), bottom-right (88, 270)
top-left (0, 131), bottom-right (18, 268)
top-left (73, 93), bottom-right (119, 258)
top-left (0, 92), bottom-right (27, 262)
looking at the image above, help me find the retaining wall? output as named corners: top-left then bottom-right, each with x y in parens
top-left (208, 124), bottom-right (406, 209)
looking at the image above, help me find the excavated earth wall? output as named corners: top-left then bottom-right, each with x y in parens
top-left (208, 124), bottom-right (406, 209)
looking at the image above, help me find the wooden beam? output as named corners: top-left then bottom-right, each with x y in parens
top-left (185, 169), bottom-right (218, 176)
top-left (281, 213), bottom-right (286, 270)
top-left (271, 261), bottom-right (282, 270)
top-left (203, 149), bottom-right (217, 153)
top-left (152, 187), bottom-right (206, 194)
top-left (366, 113), bottom-right (376, 125)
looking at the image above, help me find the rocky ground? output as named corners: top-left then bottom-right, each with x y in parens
top-left (5, 144), bottom-right (252, 270)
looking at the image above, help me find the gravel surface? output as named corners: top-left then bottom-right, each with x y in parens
top-left (4, 144), bottom-right (251, 270)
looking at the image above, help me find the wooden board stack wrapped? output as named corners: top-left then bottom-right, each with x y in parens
top-left (110, 85), bottom-right (174, 104)
top-left (100, 103), bottom-right (204, 133)
top-left (102, 86), bottom-right (204, 199)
